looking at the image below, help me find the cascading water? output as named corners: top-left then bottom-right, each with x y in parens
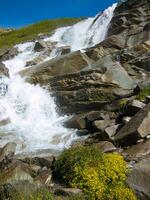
top-left (0, 3), bottom-right (117, 154)
top-left (45, 3), bottom-right (117, 51)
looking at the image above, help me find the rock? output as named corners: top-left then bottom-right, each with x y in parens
top-left (59, 46), bottom-right (71, 55)
top-left (0, 142), bottom-right (16, 162)
top-left (64, 114), bottom-right (86, 129)
top-left (26, 55), bottom-right (47, 67)
top-left (144, 23), bottom-right (150, 31)
top-left (0, 159), bottom-right (42, 195)
top-left (134, 81), bottom-right (150, 94)
top-left (107, 0), bottom-right (149, 48)
top-left (34, 41), bottom-right (47, 52)
top-left (0, 63), bottom-right (9, 77)
top-left (125, 100), bottom-right (146, 116)
top-left (55, 188), bottom-right (83, 196)
top-left (114, 103), bottom-right (150, 147)
top-left (76, 129), bottom-right (89, 136)
top-left (23, 156), bottom-right (54, 169)
top-left (93, 120), bottom-right (114, 132)
top-left (100, 35), bottom-right (126, 49)
top-left (122, 139), bottom-right (150, 162)
top-left (0, 47), bottom-right (18, 61)
top-left (94, 141), bottom-right (117, 153)
top-left (113, 88), bottom-right (134, 98)
top-left (92, 55), bottom-right (136, 90)
top-left (0, 118), bottom-right (11, 127)
top-left (104, 124), bottom-right (122, 139)
top-left (127, 156), bottom-right (150, 200)
top-left (85, 111), bottom-right (111, 122)
top-left (20, 51), bottom-right (91, 84)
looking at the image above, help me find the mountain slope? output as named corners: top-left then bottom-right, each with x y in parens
top-left (0, 18), bottom-right (83, 48)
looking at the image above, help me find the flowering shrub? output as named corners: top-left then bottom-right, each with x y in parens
top-left (53, 146), bottom-right (137, 200)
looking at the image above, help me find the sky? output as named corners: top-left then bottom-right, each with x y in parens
top-left (0, 0), bottom-right (116, 28)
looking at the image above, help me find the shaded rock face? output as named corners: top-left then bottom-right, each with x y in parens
top-left (0, 63), bottom-right (9, 77)
top-left (127, 156), bottom-right (150, 200)
top-left (0, 47), bottom-right (18, 62)
top-left (0, 143), bottom-right (54, 197)
top-left (114, 103), bottom-right (150, 147)
top-left (49, 68), bottom-right (135, 114)
top-left (107, 0), bottom-right (150, 48)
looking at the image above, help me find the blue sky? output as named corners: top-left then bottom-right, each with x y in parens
top-left (0, 0), bottom-right (116, 28)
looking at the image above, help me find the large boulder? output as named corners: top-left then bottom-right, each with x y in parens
top-left (127, 156), bottom-right (150, 200)
top-left (123, 139), bottom-right (150, 162)
top-left (114, 103), bottom-right (150, 147)
top-left (20, 51), bottom-right (91, 84)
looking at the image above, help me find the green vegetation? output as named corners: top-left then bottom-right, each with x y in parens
top-left (13, 188), bottom-right (53, 200)
top-left (89, 91), bottom-right (115, 102)
top-left (0, 18), bottom-right (82, 48)
top-left (137, 86), bottom-right (150, 101)
top-left (53, 146), bottom-right (137, 200)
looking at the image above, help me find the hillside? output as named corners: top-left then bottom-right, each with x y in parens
top-left (0, 18), bottom-right (82, 48)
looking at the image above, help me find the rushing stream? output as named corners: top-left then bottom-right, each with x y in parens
top-left (0, 4), bottom-right (117, 154)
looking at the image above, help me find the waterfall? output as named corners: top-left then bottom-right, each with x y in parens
top-left (0, 3), bottom-right (116, 154)
top-left (45, 3), bottom-right (117, 51)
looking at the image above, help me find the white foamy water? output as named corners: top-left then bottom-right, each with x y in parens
top-left (45, 3), bottom-right (117, 51)
top-left (0, 4), bottom-right (116, 153)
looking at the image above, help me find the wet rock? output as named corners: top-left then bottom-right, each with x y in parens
top-left (0, 47), bottom-right (18, 61)
top-left (59, 46), bottom-right (71, 55)
top-left (55, 188), bottom-right (83, 196)
top-left (127, 156), bottom-right (150, 200)
top-left (26, 55), bottom-right (47, 67)
top-left (0, 118), bottom-right (11, 127)
top-left (0, 142), bottom-right (16, 162)
top-left (34, 41), bottom-right (47, 52)
top-left (64, 114), bottom-right (86, 129)
top-left (20, 51), bottom-right (90, 83)
top-left (0, 63), bottom-right (9, 77)
top-left (76, 129), bottom-right (89, 136)
top-left (114, 103), bottom-right (150, 147)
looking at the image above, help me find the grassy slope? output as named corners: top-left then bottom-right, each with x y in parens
top-left (0, 18), bottom-right (83, 48)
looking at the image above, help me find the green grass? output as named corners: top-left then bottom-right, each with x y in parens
top-left (0, 18), bottom-right (83, 48)
top-left (137, 86), bottom-right (150, 101)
